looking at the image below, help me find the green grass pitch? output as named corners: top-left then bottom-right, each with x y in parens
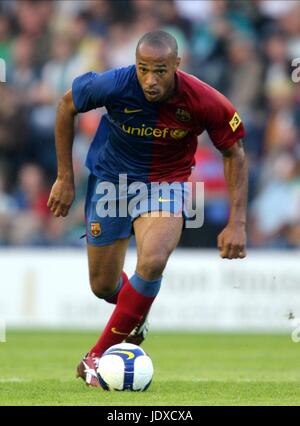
top-left (0, 330), bottom-right (300, 406)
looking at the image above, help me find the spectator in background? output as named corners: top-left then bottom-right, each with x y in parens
top-left (0, 84), bottom-right (26, 177)
top-left (105, 11), bottom-right (159, 68)
top-left (9, 163), bottom-right (50, 245)
top-left (0, 13), bottom-right (12, 68)
top-left (174, 0), bottom-right (213, 24)
top-left (0, 165), bottom-right (17, 245)
top-left (263, 80), bottom-right (297, 155)
top-left (67, 12), bottom-right (107, 73)
top-left (250, 151), bottom-right (300, 248)
top-left (158, 0), bottom-right (192, 40)
top-left (10, 35), bottom-right (36, 95)
top-left (105, 22), bottom-right (138, 68)
top-left (28, 33), bottom-right (85, 176)
top-left (190, 0), bottom-right (257, 88)
top-left (276, 1), bottom-right (300, 58)
top-left (35, 33), bottom-right (84, 101)
top-left (85, 0), bottom-right (112, 36)
top-left (158, 0), bottom-right (190, 70)
top-left (45, 139), bottom-right (88, 247)
top-left (224, 35), bottom-right (263, 117)
top-left (263, 31), bottom-right (291, 89)
top-left (13, 0), bottom-right (53, 71)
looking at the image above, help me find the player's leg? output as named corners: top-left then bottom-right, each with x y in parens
top-left (78, 173), bottom-right (134, 385)
top-left (134, 212), bottom-right (183, 279)
top-left (125, 213), bottom-right (183, 344)
top-left (90, 213), bottom-right (183, 357)
top-left (84, 173), bottom-right (133, 304)
top-left (77, 238), bottom-right (130, 386)
top-left (87, 238), bottom-right (130, 303)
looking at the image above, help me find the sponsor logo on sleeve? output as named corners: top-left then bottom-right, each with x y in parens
top-left (229, 112), bottom-right (241, 132)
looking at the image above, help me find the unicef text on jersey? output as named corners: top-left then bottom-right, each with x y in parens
top-left (94, 174), bottom-right (204, 229)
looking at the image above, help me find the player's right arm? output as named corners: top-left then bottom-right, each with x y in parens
top-left (47, 68), bottom-right (118, 217)
top-left (47, 89), bottom-right (77, 217)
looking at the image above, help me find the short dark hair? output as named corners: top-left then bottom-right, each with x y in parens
top-left (136, 30), bottom-right (178, 58)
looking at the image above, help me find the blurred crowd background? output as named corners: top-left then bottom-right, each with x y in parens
top-left (0, 0), bottom-right (300, 248)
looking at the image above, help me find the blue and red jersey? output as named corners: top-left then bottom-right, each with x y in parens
top-left (72, 65), bottom-right (245, 183)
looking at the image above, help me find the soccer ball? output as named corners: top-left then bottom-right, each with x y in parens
top-left (97, 343), bottom-right (153, 391)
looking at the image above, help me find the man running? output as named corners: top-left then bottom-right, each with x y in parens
top-left (47, 30), bottom-right (247, 387)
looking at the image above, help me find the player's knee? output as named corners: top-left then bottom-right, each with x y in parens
top-left (89, 274), bottom-right (117, 299)
top-left (137, 253), bottom-right (167, 280)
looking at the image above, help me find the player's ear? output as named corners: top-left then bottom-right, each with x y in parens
top-left (175, 57), bottom-right (181, 69)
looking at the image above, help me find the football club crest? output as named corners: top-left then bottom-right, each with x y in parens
top-left (90, 222), bottom-right (101, 237)
top-left (175, 108), bottom-right (191, 122)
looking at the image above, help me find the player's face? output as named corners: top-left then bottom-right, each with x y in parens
top-left (136, 44), bottom-right (181, 102)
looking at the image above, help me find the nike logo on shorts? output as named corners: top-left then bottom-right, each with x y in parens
top-left (158, 197), bottom-right (173, 202)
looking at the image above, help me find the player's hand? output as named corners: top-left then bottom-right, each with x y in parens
top-left (47, 177), bottom-right (75, 217)
top-left (217, 223), bottom-right (246, 259)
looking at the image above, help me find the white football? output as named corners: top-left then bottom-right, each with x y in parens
top-left (97, 343), bottom-right (153, 391)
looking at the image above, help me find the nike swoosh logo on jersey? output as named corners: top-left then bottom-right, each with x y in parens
top-left (111, 327), bottom-right (128, 335)
top-left (124, 107), bottom-right (143, 113)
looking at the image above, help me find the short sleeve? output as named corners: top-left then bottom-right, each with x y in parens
top-left (204, 89), bottom-right (245, 151)
top-left (72, 69), bottom-right (117, 113)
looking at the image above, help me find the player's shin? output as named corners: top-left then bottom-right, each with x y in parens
top-left (103, 271), bottom-right (127, 304)
top-left (89, 272), bottom-right (161, 356)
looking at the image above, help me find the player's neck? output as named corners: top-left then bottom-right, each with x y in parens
top-left (159, 75), bottom-right (178, 103)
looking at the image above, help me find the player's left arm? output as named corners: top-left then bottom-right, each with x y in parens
top-left (218, 139), bottom-right (248, 259)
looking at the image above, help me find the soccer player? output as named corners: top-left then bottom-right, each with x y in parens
top-left (47, 30), bottom-right (247, 387)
